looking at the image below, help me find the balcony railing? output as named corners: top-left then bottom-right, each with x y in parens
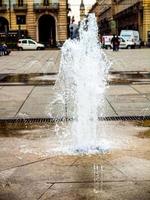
top-left (0, 4), bottom-right (7, 12)
top-left (33, 3), bottom-right (59, 12)
top-left (13, 4), bottom-right (28, 12)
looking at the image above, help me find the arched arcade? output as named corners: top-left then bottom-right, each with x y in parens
top-left (0, 17), bottom-right (9, 33)
top-left (38, 14), bottom-right (56, 47)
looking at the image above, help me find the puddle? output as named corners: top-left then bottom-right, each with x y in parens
top-left (0, 127), bottom-right (55, 140)
top-left (108, 71), bottom-right (150, 84)
top-left (134, 119), bottom-right (150, 127)
top-left (1, 71), bottom-right (150, 85)
top-left (138, 129), bottom-right (150, 138)
top-left (0, 73), bottom-right (57, 85)
top-left (0, 121), bottom-right (57, 140)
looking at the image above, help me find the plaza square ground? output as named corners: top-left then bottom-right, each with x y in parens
top-left (0, 49), bottom-right (150, 118)
top-left (0, 49), bottom-right (150, 199)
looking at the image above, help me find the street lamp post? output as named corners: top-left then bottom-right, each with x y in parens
top-left (8, 0), bottom-right (11, 29)
top-left (18, 24), bottom-right (21, 39)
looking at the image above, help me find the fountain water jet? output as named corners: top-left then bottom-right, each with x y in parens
top-left (54, 14), bottom-right (111, 153)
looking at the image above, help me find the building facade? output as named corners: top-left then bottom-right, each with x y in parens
top-left (90, 0), bottom-right (150, 45)
top-left (0, 0), bottom-right (69, 46)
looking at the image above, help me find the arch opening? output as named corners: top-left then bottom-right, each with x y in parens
top-left (0, 17), bottom-right (9, 33)
top-left (38, 14), bottom-right (56, 47)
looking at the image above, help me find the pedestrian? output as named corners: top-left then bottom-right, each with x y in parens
top-left (111, 35), bottom-right (117, 51)
top-left (116, 35), bottom-right (120, 51)
top-left (139, 38), bottom-right (142, 48)
top-left (70, 27), bottom-right (74, 39)
top-left (0, 45), bottom-right (3, 56)
top-left (2, 43), bottom-right (7, 55)
top-left (1, 43), bottom-right (11, 56)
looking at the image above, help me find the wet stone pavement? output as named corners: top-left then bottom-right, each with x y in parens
top-left (0, 50), bottom-right (150, 118)
top-left (0, 121), bottom-right (150, 200)
top-left (0, 49), bottom-right (150, 199)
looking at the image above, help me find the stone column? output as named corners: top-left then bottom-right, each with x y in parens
top-left (143, 0), bottom-right (150, 45)
top-left (26, 0), bottom-right (36, 40)
top-left (57, 0), bottom-right (68, 43)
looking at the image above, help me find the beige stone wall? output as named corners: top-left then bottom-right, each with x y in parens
top-left (114, 0), bottom-right (150, 42)
top-left (89, 2), bottom-right (100, 18)
top-left (6, 0), bottom-right (28, 31)
top-left (26, 0), bottom-right (36, 40)
top-left (114, 0), bottom-right (140, 14)
top-left (143, 0), bottom-right (150, 43)
top-left (0, 0), bottom-right (68, 43)
top-left (90, 0), bottom-right (112, 21)
top-left (90, 0), bottom-right (150, 43)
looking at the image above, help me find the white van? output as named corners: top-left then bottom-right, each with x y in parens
top-left (102, 35), bottom-right (136, 49)
top-left (120, 30), bottom-right (140, 47)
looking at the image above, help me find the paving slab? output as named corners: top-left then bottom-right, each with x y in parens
top-left (0, 50), bottom-right (60, 74)
top-left (105, 85), bottom-right (139, 96)
top-left (110, 102), bottom-right (150, 115)
top-left (0, 180), bottom-right (52, 200)
top-left (106, 98), bottom-right (150, 116)
top-left (106, 94), bottom-right (150, 103)
top-left (105, 49), bottom-right (150, 72)
top-left (116, 110), bottom-right (150, 116)
top-left (40, 182), bottom-right (150, 200)
top-left (98, 100), bottom-right (117, 117)
top-left (145, 94), bottom-right (150, 101)
top-left (0, 84), bottom-right (150, 118)
top-left (110, 156), bottom-right (150, 180)
top-left (0, 86), bottom-right (33, 118)
top-left (131, 84), bottom-right (150, 94)
top-left (17, 86), bottom-right (65, 118)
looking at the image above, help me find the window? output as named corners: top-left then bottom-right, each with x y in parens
top-left (22, 40), bottom-right (27, 44)
top-left (16, 15), bottom-right (26, 25)
top-left (18, 0), bottom-right (23, 6)
top-left (29, 40), bottom-right (35, 45)
top-left (43, 0), bottom-right (49, 6)
top-left (120, 37), bottom-right (125, 42)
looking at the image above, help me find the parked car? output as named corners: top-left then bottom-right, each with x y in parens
top-left (17, 39), bottom-right (45, 50)
top-left (101, 35), bottom-right (113, 49)
top-left (101, 35), bottom-right (137, 49)
top-left (120, 30), bottom-right (141, 48)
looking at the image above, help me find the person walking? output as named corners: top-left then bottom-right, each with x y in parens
top-left (111, 35), bottom-right (117, 51)
top-left (70, 27), bottom-right (74, 39)
top-left (116, 35), bottom-right (120, 51)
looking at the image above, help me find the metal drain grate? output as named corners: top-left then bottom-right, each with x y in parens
top-left (0, 115), bottom-right (150, 124)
